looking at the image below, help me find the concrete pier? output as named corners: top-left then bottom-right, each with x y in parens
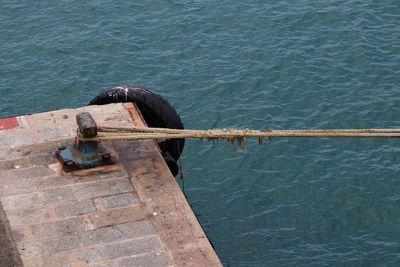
top-left (0, 103), bottom-right (221, 267)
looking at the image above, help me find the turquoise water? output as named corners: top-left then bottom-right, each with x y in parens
top-left (1, 1), bottom-right (400, 266)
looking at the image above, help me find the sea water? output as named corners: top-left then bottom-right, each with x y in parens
top-left (1, 1), bottom-right (400, 266)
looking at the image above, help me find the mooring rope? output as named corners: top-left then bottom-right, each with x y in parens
top-left (76, 126), bottom-right (400, 148)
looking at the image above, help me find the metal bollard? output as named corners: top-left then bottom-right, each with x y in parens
top-left (56, 112), bottom-right (113, 172)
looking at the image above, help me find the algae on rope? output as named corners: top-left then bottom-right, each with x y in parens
top-left (258, 136), bottom-right (265, 145)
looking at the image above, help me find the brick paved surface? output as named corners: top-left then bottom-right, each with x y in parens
top-left (0, 103), bottom-right (221, 267)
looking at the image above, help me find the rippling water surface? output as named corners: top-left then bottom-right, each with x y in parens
top-left (1, 1), bottom-right (400, 266)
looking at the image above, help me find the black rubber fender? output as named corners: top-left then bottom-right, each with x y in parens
top-left (88, 85), bottom-right (184, 176)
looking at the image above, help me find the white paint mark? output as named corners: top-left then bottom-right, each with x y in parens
top-left (18, 116), bottom-right (28, 128)
top-left (124, 88), bottom-right (128, 101)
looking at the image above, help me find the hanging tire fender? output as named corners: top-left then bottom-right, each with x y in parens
top-left (88, 85), bottom-right (185, 176)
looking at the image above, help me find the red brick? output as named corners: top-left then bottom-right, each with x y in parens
top-left (18, 234), bottom-right (80, 257)
top-left (89, 206), bottom-right (146, 228)
top-left (0, 176), bottom-right (74, 196)
top-left (1, 186), bottom-right (76, 210)
top-left (31, 217), bottom-right (88, 238)
top-left (54, 199), bottom-right (96, 218)
top-left (0, 141), bottom-right (64, 161)
top-left (73, 169), bottom-right (126, 184)
top-left (1, 192), bottom-right (47, 210)
top-left (45, 186), bottom-right (77, 203)
top-left (0, 157), bottom-right (30, 171)
top-left (29, 153), bottom-right (57, 165)
top-left (70, 236), bottom-right (162, 263)
top-left (23, 253), bottom-right (70, 267)
top-left (98, 193), bottom-right (137, 209)
top-left (79, 220), bottom-right (155, 246)
top-left (0, 166), bottom-right (53, 185)
top-left (74, 179), bottom-right (133, 201)
top-left (7, 207), bottom-right (49, 225)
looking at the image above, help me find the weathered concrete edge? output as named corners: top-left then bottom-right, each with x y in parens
top-left (121, 103), bottom-right (222, 266)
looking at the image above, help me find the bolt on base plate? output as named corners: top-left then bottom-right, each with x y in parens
top-left (56, 140), bottom-right (113, 172)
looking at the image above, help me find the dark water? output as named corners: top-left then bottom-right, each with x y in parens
top-left (1, 1), bottom-right (400, 266)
